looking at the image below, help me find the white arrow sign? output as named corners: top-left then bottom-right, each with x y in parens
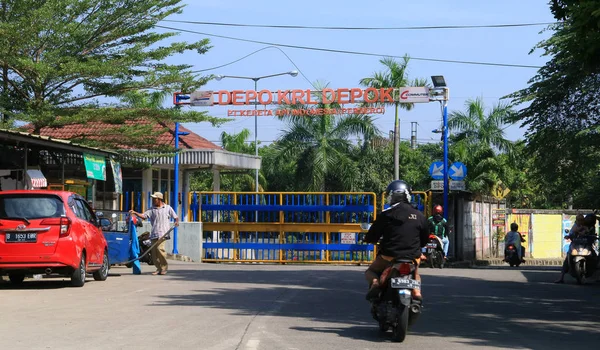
top-left (450, 164), bottom-right (464, 178)
top-left (432, 164), bottom-right (444, 177)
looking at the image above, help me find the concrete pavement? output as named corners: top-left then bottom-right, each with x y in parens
top-left (1, 262), bottom-right (599, 349)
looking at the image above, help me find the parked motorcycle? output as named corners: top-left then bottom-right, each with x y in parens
top-left (422, 235), bottom-right (445, 269)
top-left (360, 223), bottom-right (422, 342)
top-left (126, 231), bottom-right (154, 267)
top-left (565, 229), bottom-right (598, 285)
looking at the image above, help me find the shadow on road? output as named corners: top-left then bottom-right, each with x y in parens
top-left (155, 266), bottom-right (600, 347)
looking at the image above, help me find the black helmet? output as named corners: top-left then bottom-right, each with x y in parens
top-left (386, 180), bottom-right (412, 205)
top-left (583, 213), bottom-right (597, 228)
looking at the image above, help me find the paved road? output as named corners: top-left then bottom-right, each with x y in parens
top-left (1, 262), bottom-right (599, 349)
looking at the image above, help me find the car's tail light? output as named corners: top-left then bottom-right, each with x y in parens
top-left (41, 217), bottom-right (72, 237)
top-left (398, 263), bottom-right (411, 275)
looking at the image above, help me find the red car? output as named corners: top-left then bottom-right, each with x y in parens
top-left (0, 190), bottom-right (109, 287)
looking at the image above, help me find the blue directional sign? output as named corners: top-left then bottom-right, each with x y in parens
top-left (429, 161), bottom-right (444, 180)
top-left (449, 162), bottom-right (467, 181)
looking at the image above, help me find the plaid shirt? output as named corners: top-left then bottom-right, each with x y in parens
top-left (143, 204), bottom-right (178, 240)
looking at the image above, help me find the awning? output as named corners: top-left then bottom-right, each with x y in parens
top-left (26, 169), bottom-right (47, 189)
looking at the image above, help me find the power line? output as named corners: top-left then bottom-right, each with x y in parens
top-left (162, 19), bottom-right (556, 31)
top-left (193, 45), bottom-right (317, 90)
top-left (156, 25), bottom-right (543, 69)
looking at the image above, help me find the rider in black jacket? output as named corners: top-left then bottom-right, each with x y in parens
top-left (364, 180), bottom-right (429, 301)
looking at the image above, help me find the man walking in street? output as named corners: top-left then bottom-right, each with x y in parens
top-left (130, 192), bottom-right (179, 275)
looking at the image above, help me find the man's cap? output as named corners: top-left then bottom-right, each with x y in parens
top-left (150, 192), bottom-right (164, 200)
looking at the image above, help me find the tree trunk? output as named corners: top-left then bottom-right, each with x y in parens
top-left (1, 0), bottom-right (7, 124)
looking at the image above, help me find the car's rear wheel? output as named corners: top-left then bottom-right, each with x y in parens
top-left (93, 250), bottom-right (109, 281)
top-left (71, 252), bottom-right (86, 287)
top-left (8, 273), bottom-right (25, 285)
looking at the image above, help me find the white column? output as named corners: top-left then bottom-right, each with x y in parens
top-left (182, 170), bottom-right (191, 222)
top-left (142, 168), bottom-right (153, 211)
top-left (158, 168), bottom-right (162, 193)
top-left (212, 168), bottom-right (220, 245)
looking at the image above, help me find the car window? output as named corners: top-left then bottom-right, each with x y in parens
top-left (80, 200), bottom-right (98, 225)
top-left (0, 195), bottom-right (65, 219)
top-left (74, 199), bottom-right (91, 222)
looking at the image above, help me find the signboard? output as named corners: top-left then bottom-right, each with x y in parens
top-left (431, 180), bottom-right (465, 191)
top-left (492, 181), bottom-right (511, 200)
top-left (83, 153), bottom-right (106, 181)
top-left (110, 158), bottom-right (123, 194)
top-left (492, 208), bottom-right (506, 227)
top-left (431, 180), bottom-right (444, 191)
top-left (449, 162), bottom-right (467, 181)
top-left (449, 180), bottom-right (466, 191)
top-left (190, 90), bottom-right (214, 106)
top-left (341, 233), bottom-right (356, 244)
top-left (178, 86), bottom-right (430, 117)
top-left (397, 87), bottom-right (430, 103)
top-left (429, 161), bottom-right (444, 180)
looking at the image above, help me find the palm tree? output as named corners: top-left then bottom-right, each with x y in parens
top-left (448, 97), bottom-right (515, 194)
top-left (219, 128), bottom-right (266, 192)
top-left (448, 97), bottom-right (515, 153)
top-left (360, 55), bottom-right (429, 180)
top-left (275, 81), bottom-right (380, 191)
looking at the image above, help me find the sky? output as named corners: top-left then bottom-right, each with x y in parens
top-left (156, 0), bottom-right (556, 147)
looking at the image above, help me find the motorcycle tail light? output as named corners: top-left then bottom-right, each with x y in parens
top-left (398, 263), bottom-right (411, 275)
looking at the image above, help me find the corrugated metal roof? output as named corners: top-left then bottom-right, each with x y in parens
top-left (0, 129), bottom-right (118, 156)
top-left (124, 149), bottom-right (261, 170)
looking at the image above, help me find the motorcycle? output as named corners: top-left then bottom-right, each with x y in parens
top-left (565, 229), bottom-right (598, 285)
top-left (369, 259), bottom-right (422, 342)
top-left (360, 223), bottom-right (422, 342)
top-left (422, 235), bottom-right (445, 269)
top-left (126, 231), bottom-right (154, 267)
top-left (504, 234), bottom-right (526, 267)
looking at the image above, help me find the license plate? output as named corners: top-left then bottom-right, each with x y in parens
top-left (391, 277), bottom-right (420, 289)
top-left (427, 243), bottom-right (437, 248)
top-left (6, 232), bottom-right (37, 243)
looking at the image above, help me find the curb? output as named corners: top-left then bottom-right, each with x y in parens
top-left (447, 259), bottom-right (564, 268)
top-left (166, 253), bottom-right (194, 262)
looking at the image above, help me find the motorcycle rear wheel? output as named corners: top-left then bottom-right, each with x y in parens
top-left (574, 260), bottom-right (586, 285)
top-left (392, 305), bottom-right (409, 342)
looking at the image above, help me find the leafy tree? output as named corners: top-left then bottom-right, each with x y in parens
top-left (507, 1), bottom-right (600, 208)
top-left (0, 0), bottom-right (224, 143)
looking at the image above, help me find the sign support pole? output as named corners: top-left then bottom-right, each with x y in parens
top-left (443, 100), bottom-right (449, 219)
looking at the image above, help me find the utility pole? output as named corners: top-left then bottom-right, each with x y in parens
top-left (411, 122), bottom-right (418, 149)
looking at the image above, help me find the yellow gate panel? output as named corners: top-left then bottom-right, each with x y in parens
top-left (531, 214), bottom-right (562, 259)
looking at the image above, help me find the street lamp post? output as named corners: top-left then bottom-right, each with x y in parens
top-left (215, 71), bottom-right (298, 193)
top-left (431, 76), bottom-right (450, 219)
